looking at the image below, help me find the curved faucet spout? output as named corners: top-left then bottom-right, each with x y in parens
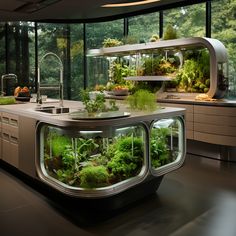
top-left (37, 52), bottom-right (64, 107)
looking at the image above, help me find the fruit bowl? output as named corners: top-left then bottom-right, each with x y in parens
top-left (112, 86), bottom-right (129, 96)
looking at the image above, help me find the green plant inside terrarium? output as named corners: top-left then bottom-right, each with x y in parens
top-left (165, 49), bottom-right (210, 93)
top-left (106, 59), bottom-right (136, 91)
top-left (150, 122), bottom-right (180, 169)
top-left (43, 126), bottom-right (146, 188)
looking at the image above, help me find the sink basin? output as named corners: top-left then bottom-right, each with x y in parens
top-left (35, 106), bottom-right (70, 114)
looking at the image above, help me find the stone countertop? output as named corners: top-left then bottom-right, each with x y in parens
top-left (157, 97), bottom-right (236, 107)
top-left (0, 99), bottom-right (186, 127)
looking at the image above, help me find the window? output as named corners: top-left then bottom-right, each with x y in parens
top-left (6, 22), bottom-right (35, 95)
top-left (212, 0), bottom-right (236, 98)
top-left (0, 23), bottom-right (5, 79)
top-left (128, 12), bottom-right (160, 43)
top-left (164, 4), bottom-right (206, 38)
top-left (37, 23), bottom-right (84, 100)
top-left (86, 19), bottom-right (124, 88)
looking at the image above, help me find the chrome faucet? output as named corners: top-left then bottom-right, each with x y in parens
top-left (37, 52), bottom-right (64, 107)
top-left (1, 74), bottom-right (17, 96)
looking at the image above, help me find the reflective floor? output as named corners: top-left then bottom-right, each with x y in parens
top-left (1, 154), bottom-right (236, 236)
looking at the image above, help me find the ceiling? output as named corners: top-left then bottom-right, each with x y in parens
top-left (0, 0), bottom-right (196, 22)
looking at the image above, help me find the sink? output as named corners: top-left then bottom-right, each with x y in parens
top-left (35, 106), bottom-right (70, 114)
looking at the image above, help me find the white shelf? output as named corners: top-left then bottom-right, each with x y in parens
top-left (124, 76), bottom-right (173, 81)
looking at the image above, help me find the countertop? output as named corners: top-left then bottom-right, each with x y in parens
top-left (157, 98), bottom-right (236, 107)
top-left (0, 99), bottom-right (186, 127)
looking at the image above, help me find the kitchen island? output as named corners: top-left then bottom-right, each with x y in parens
top-left (0, 100), bottom-right (185, 207)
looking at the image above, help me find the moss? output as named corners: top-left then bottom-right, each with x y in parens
top-left (80, 165), bottom-right (109, 188)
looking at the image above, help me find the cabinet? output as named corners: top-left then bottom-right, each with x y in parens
top-left (1, 112), bottom-right (19, 167)
top-left (194, 105), bottom-right (236, 146)
top-left (159, 102), bottom-right (236, 147)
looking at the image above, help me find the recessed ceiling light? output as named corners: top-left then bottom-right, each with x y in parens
top-left (102, 0), bottom-right (160, 8)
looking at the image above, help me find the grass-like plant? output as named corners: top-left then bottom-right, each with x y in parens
top-left (126, 89), bottom-right (157, 112)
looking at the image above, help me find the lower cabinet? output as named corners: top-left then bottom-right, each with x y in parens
top-left (159, 102), bottom-right (236, 147)
top-left (1, 112), bottom-right (19, 168)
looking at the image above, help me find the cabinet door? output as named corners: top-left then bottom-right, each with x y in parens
top-left (1, 113), bottom-right (19, 167)
top-left (2, 131), bottom-right (11, 164)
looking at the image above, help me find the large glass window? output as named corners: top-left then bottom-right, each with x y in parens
top-left (164, 4), bottom-right (206, 38)
top-left (6, 22), bottom-right (35, 95)
top-left (0, 23), bottom-right (5, 79)
top-left (212, 0), bottom-right (236, 99)
top-left (37, 23), bottom-right (68, 99)
top-left (86, 19), bottom-right (124, 89)
top-left (70, 24), bottom-right (84, 100)
top-left (128, 12), bottom-right (160, 43)
top-left (86, 19), bottom-right (124, 49)
top-left (37, 23), bottom-right (83, 100)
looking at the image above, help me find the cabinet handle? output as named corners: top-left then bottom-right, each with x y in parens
top-left (2, 117), bottom-right (9, 124)
top-left (2, 132), bottom-right (10, 140)
top-left (10, 119), bottom-right (18, 127)
top-left (10, 136), bottom-right (18, 144)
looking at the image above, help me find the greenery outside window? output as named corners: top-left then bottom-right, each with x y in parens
top-left (212, 0), bottom-right (236, 99)
top-left (163, 4), bottom-right (206, 38)
top-left (128, 12), bottom-right (160, 43)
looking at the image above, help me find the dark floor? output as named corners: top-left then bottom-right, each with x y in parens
top-left (1, 154), bottom-right (236, 236)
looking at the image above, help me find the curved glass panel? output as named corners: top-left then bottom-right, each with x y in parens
top-left (150, 117), bottom-right (185, 174)
top-left (39, 124), bottom-right (147, 191)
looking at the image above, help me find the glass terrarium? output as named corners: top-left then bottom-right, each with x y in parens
top-left (36, 109), bottom-right (185, 199)
top-left (164, 48), bottom-right (211, 94)
top-left (88, 37), bottom-right (228, 99)
top-left (150, 117), bottom-right (184, 175)
top-left (37, 123), bottom-right (148, 196)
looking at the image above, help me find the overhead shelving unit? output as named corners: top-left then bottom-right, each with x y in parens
top-left (88, 37), bottom-right (228, 99)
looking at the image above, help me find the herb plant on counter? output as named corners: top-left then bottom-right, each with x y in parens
top-left (80, 89), bottom-right (119, 114)
top-left (127, 89), bottom-right (158, 112)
